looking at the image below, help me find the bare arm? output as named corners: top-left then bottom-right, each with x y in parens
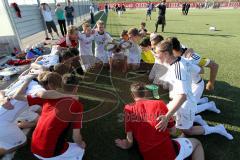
top-left (36, 90), bottom-right (78, 100)
top-left (19, 68), bottom-right (31, 78)
top-left (169, 126), bottom-right (177, 136)
top-left (72, 129), bottom-right (86, 149)
top-left (183, 48), bottom-right (194, 58)
top-left (12, 78), bottom-right (33, 101)
top-left (0, 90), bottom-right (5, 98)
top-left (155, 3), bottom-right (161, 8)
top-left (65, 35), bottom-right (72, 47)
top-left (166, 94), bottom-right (186, 119)
top-left (156, 94), bottom-right (186, 131)
top-left (206, 60), bottom-right (219, 91)
top-left (31, 63), bottom-right (48, 71)
top-left (115, 132), bottom-right (133, 149)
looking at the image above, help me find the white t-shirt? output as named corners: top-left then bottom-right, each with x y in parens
top-left (38, 54), bottom-right (59, 68)
top-left (165, 57), bottom-right (196, 103)
top-left (90, 6), bottom-right (95, 13)
top-left (78, 32), bottom-right (94, 56)
top-left (1, 78), bottom-right (45, 123)
top-left (42, 8), bottom-right (53, 22)
top-left (186, 59), bottom-right (202, 84)
top-left (128, 41), bottom-right (141, 64)
top-left (50, 45), bottom-right (60, 55)
top-left (94, 31), bottom-right (113, 57)
top-left (181, 44), bottom-right (201, 65)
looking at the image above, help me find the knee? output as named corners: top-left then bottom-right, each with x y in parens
top-left (188, 138), bottom-right (203, 149)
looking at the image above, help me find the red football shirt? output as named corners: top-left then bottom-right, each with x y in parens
top-left (27, 96), bottom-right (83, 158)
top-left (125, 99), bottom-right (176, 160)
top-left (57, 37), bottom-right (78, 48)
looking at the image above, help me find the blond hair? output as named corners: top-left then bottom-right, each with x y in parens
top-left (67, 25), bottom-right (78, 35)
top-left (82, 22), bottom-right (90, 29)
top-left (38, 71), bottom-right (62, 89)
top-left (157, 40), bottom-right (173, 55)
top-left (96, 20), bottom-right (104, 26)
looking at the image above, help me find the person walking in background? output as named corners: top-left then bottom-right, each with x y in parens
top-left (185, 3), bottom-right (191, 15)
top-left (90, 4), bottom-right (95, 24)
top-left (40, 3), bottom-right (59, 40)
top-left (146, 1), bottom-right (153, 21)
top-left (104, 3), bottom-right (109, 14)
top-left (182, 2), bottom-right (186, 15)
top-left (65, 0), bottom-right (75, 26)
top-left (55, 3), bottom-right (67, 36)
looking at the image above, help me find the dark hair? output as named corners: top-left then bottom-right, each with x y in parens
top-left (62, 74), bottom-right (80, 92)
top-left (158, 40), bottom-right (173, 55)
top-left (121, 30), bottom-right (128, 37)
top-left (141, 22), bottom-right (146, 27)
top-left (60, 50), bottom-right (74, 62)
top-left (139, 37), bottom-right (151, 47)
top-left (128, 28), bottom-right (140, 37)
top-left (68, 47), bottom-right (79, 56)
top-left (166, 37), bottom-right (181, 51)
top-left (151, 35), bottom-right (164, 46)
top-left (130, 82), bottom-right (146, 98)
top-left (53, 63), bottom-right (70, 75)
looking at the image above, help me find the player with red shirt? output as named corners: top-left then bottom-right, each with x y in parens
top-left (56, 25), bottom-right (79, 48)
top-left (115, 82), bottom-right (204, 160)
top-left (13, 72), bottom-right (85, 160)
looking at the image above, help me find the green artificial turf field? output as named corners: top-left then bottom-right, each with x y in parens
top-left (14, 9), bottom-right (240, 160)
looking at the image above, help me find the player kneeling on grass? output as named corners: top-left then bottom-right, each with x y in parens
top-left (169, 37), bottom-right (218, 91)
top-left (127, 28), bottom-right (142, 70)
top-left (94, 20), bottom-right (113, 68)
top-left (167, 37), bottom-right (220, 114)
top-left (139, 37), bottom-right (155, 71)
top-left (12, 72), bottom-right (85, 160)
top-left (115, 82), bottom-right (205, 160)
top-left (154, 41), bottom-right (233, 140)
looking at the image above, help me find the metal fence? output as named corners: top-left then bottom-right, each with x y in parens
top-left (1, 0), bottom-right (97, 51)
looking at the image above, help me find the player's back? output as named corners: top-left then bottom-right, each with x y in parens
top-left (125, 99), bottom-right (176, 160)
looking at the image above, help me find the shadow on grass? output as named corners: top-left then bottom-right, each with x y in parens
top-left (189, 14), bottom-right (218, 17)
top-left (164, 31), bottom-right (234, 38)
top-left (201, 80), bottom-right (240, 128)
